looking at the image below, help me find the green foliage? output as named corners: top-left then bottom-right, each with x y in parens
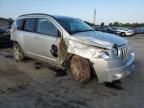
top-left (109, 22), bottom-right (144, 27)
top-left (113, 22), bottom-right (120, 27)
top-left (100, 22), bottom-right (104, 26)
top-left (7, 18), bottom-right (14, 25)
top-left (109, 23), bottom-right (113, 26)
top-left (0, 17), bottom-right (14, 27)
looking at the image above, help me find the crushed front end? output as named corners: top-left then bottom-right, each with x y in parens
top-left (67, 38), bottom-right (135, 83)
top-left (90, 44), bottom-right (135, 83)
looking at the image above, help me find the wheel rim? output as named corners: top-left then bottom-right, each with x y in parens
top-left (122, 33), bottom-right (125, 36)
top-left (70, 56), bottom-right (82, 81)
top-left (13, 46), bottom-right (22, 60)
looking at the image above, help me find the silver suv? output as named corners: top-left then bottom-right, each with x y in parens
top-left (10, 13), bottom-right (135, 83)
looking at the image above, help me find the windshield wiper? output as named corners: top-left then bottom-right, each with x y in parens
top-left (82, 29), bottom-right (95, 32)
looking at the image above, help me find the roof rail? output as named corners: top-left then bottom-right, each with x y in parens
top-left (19, 13), bottom-right (53, 17)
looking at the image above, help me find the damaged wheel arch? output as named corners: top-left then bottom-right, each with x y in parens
top-left (68, 55), bottom-right (91, 83)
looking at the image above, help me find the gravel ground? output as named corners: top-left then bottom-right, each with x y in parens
top-left (0, 34), bottom-right (144, 108)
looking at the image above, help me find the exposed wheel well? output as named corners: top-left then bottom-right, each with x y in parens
top-left (12, 41), bottom-right (25, 61)
top-left (12, 40), bottom-right (19, 45)
top-left (64, 54), bottom-right (98, 80)
top-left (68, 54), bottom-right (91, 83)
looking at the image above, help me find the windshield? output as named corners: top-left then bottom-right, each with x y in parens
top-left (55, 17), bottom-right (94, 34)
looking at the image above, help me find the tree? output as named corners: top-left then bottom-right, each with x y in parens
top-left (113, 22), bottom-right (120, 27)
top-left (7, 18), bottom-right (14, 25)
top-left (109, 23), bottom-right (113, 26)
top-left (7, 18), bottom-right (14, 28)
top-left (0, 18), bottom-right (10, 28)
top-left (100, 22), bottom-right (105, 26)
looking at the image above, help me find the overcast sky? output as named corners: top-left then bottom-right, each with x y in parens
top-left (0, 0), bottom-right (144, 24)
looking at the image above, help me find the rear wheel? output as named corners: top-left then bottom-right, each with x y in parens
top-left (13, 43), bottom-right (24, 61)
top-left (69, 55), bottom-right (91, 83)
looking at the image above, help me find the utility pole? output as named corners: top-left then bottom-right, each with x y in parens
top-left (93, 9), bottom-right (96, 25)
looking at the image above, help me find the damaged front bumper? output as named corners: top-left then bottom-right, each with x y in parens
top-left (91, 52), bottom-right (135, 83)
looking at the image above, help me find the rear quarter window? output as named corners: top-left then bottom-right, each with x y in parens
top-left (16, 19), bottom-right (24, 30)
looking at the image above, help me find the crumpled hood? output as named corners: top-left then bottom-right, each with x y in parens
top-left (70, 31), bottom-right (128, 49)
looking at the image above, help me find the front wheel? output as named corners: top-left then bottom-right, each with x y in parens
top-left (69, 55), bottom-right (91, 83)
top-left (13, 43), bottom-right (24, 61)
top-left (121, 32), bottom-right (126, 37)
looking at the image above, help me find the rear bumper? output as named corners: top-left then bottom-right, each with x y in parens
top-left (91, 53), bottom-right (135, 83)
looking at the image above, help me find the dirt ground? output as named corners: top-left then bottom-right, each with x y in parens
top-left (0, 34), bottom-right (144, 108)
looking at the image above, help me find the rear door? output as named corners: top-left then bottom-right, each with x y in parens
top-left (21, 18), bottom-right (37, 53)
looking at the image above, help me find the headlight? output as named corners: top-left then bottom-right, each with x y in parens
top-left (111, 46), bottom-right (118, 57)
top-left (99, 51), bottom-right (110, 59)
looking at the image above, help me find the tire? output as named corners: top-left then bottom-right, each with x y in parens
top-left (121, 32), bottom-right (126, 37)
top-left (12, 43), bottom-right (24, 61)
top-left (69, 55), bottom-right (91, 83)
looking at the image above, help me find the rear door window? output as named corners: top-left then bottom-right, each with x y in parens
top-left (23, 19), bottom-right (35, 32)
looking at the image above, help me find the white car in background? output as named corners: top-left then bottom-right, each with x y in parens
top-left (115, 27), bottom-right (135, 37)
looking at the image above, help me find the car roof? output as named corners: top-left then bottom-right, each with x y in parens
top-left (19, 13), bottom-right (75, 19)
